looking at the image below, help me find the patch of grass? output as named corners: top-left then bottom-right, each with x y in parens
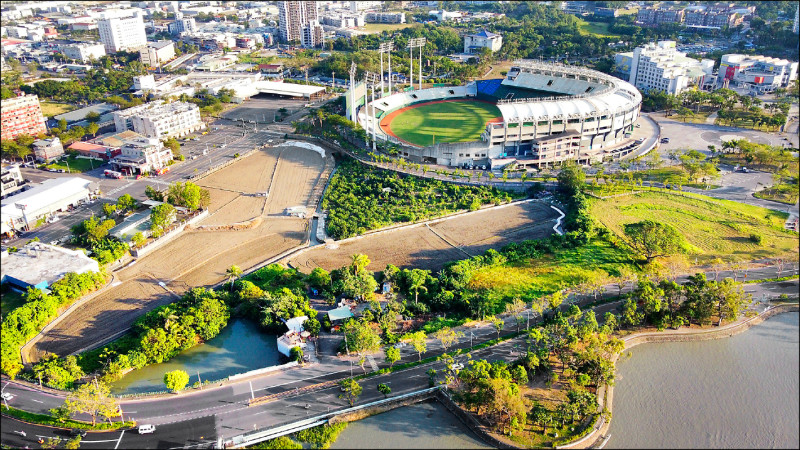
top-left (577, 19), bottom-right (620, 38)
top-left (468, 238), bottom-right (637, 308)
top-left (590, 191), bottom-right (796, 265)
top-left (2, 406), bottom-right (135, 430)
top-left (359, 23), bottom-right (414, 34)
top-left (754, 182), bottom-right (799, 205)
top-left (0, 285), bottom-right (27, 317)
top-left (39, 101), bottom-right (77, 118)
top-left (388, 100), bottom-right (501, 146)
top-left (293, 422), bottom-right (348, 449)
top-left (45, 155), bottom-right (99, 173)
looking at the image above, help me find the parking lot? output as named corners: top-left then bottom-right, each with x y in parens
top-left (221, 96), bottom-right (309, 124)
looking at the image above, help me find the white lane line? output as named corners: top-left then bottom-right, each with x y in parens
top-left (36, 435), bottom-right (120, 443)
top-left (115, 430), bottom-right (125, 449)
top-left (31, 399), bottom-right (43, 403)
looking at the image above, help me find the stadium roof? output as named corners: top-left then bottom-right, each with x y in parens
top-left (253, 81), bottom-right (326, 98)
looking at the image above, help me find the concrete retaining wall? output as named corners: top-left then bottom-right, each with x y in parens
top-left (228, 361), bottom-right (297, 381)
top-left (132, 210), bottom-right (208, 258)
top-left (434, 389), bottom-right (521, 449)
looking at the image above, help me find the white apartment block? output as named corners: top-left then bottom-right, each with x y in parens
top-left (113, 101), bottom-right (204, 139)
top-left (627, 41), bottom-right (713, 95)
top-left (98, 15), bottom-right (147, 54)
top-left (168, 13), bottom-right (198, 35)
top-left (302, 20), bottom-right (324, 48)
top-left (365, 12), bottom-right (406, 24)
top-left (464, 29), bottom-right (502, 54)
top-left (277, 1), bottom-right (318, 43)
top-left (350, 1), bottom-right (382, 11)
top-left (139, 41), bottom-right (176, 67)
top-left (111, 137), bottom-right (173, 175)
top-left (61, 43), bottom-right (106, 63)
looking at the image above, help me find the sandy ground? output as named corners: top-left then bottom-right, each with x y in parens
top-left (286, 201), bottom-right (558, 273)
top-left (32, 146), bottom-right (324, 360)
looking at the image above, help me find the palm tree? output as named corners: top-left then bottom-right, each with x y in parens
top-left (350, 254), bottom-right (370, 276)
top-left (226, 265), bottom-right (243, 291)
top-left (408, 269), bottom-right (428, 306)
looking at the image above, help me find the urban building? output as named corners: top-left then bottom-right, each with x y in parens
top-left (349, 1), bottom-right (382, 12)
top-left (32, 137), bottom-right (64, 162)
top-left (463, 29), bottom-right (503, 54)
top-left (621, 41), bottom-right (713, 95)
top-left (0, 94), bottom-right (48, 141)
top-left (168, 13), bottom-right (197, 35)
top-left (793, 6), bottom-right (799, 34)
top-left (109, 137), bottom-right (173, 175)
top-left (636, 7), bottom-right (685, 26)
top-left (1, 242), bottom-right (100, 290)
top-left (321, 13), bottom-right (365, 29)
top-left (365, 12), bottom-right (406, 24)
top-left (139, 40), bottom-right (175, 67)
top-left (0, 177), bottom-right (95, 234)
top-left (60, 42), bottom-right (106, 63)
top-left (277, 1), bottom-right (318, 44)
top-left (302, 20), bottom-right (324, 48)
top-left (684, 9), bottom-right (742, 29)
top-left (67, 142), bottom-right (120, 160)
top-left (98, 15), bottom-right (147, 53)
top-left (717, 54), bottom-right (799, 93)
top-left (1, 164), bottom-right (26, 199)
top-left (133, 74), bottom-right (156, 91)
top-left (429, 10), bottom-right (463, 22)
top-left (113, 101), bottom-right (204, 139)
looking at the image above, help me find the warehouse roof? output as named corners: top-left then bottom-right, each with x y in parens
top-left (0, 243), bottom-right (99, 290)
top-left (254, 80), bottom-right (326, 97)
top-left (53, 102), bottom-right (118, 123)
top-left (1, 177), bottom-right (93, 220)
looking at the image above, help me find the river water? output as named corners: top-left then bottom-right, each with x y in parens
top-left (608, 312), bottom-right (799, 448)
top-left (330, 400), bottom-right (492, 449)
top-left (110, 319), bottom-right (281, 395)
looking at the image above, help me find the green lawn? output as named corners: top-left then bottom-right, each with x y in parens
top-left (590, 191), bottom-right (796, 265)
top-left (577, 19), bottom-right (621, 38)
top-left (45, 155), bottom-right (101, 173)
top-left (387, 100), bottom-right (501, 147)
top-left (39, 101), bottom-right (77, 118)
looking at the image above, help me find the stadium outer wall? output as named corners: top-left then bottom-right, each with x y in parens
top-left (355, 60), bottom-right (643, 169)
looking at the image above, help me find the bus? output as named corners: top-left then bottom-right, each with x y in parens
top-left (104, 170), bottom-right (123, 179)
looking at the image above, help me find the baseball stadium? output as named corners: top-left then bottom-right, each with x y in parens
top-left (348, 60), bottom-right (643, 169)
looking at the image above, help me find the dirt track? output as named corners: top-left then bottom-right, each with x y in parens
top-left (31, 146), bottom-right (324, 360)
top-left (286, 201), bottom-right (558, 273)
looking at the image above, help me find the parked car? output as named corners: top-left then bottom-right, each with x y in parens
top-left (138, 424), bottom-right (156, 434)
top-left (661, 137), bottom-right (670, 143)
top-left (1, 392), bottom-right (14, 401)
top-left (69, 429), bottom-right (87, 437)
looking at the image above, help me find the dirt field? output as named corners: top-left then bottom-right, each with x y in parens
top-left (286, 201), bottom-right (558, 273)
top-left (32, 145), bottom-right (324, 360)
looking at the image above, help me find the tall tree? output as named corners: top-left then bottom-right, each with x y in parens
top-left (63, 380), bottom-right (120, 425)
top-left (624, 220), bottom-right (687, 262)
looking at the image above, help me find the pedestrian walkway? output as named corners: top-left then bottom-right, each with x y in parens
top-left (366, 355), bottom-right (379, 372)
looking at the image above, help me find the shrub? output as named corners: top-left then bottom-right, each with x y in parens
top-left (749, 233), bottom-right (763, 244)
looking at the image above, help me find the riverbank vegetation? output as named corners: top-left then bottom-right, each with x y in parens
top-left (250, 423), bottom-right (348, 449)
top-left (322, 158), bottom-right (517, 239)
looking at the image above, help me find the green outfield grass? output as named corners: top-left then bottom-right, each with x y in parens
top-left (387, 100), bottom-right (501, 147)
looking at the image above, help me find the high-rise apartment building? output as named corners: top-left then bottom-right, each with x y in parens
top-left (277, 1), bottom-right (318, 44)
top-left (139, 41), bottom-right (176, 67)
top-left (113, 101), bottom-right (204, 139)
top-left (1, 95), bottom-right (48, 141)
top-left (168, 12), bottom-right (197, 35)
top-left (61, 43), bottom-right (106, 63)
top-left (622, 41), bottom-right (713, 95)
top-left (98, 15), bottom-right (147, 54)
top-left (302, 20), bottom-right (324, 48)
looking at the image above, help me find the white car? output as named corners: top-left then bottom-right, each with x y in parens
top-left (451, 363), bottom-right (464, 371)
top-left (1, 392), bottom-right (14, 401)
top-left (138, 424), bottom-right (156, 434)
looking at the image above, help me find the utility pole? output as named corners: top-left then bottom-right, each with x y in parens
top-left (379, 41), bottom-right (394, 95)
top-left (365, 72), bottom-right (379, 151)
top-left (418, 38), bottom-right (425, 90)
top-left (407, 38), bottom-right (425, 91)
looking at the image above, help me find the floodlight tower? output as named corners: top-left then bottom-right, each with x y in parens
top-left (348, 61), bottom-right (357, 122)
top-left (417, 37), bottom-right (426, 90)
top-left (407, 38), bottom-right (425, 90)
top-left (365, 71), bottom-right (380, 151)
top-left (379, 41), bottom-right (394, 95)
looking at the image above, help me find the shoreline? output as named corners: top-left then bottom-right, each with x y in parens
top-left (565, 303), bottom-right (800, 450)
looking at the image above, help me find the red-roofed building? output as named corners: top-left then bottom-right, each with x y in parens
top-left (68, 142), bottom-right (119, 160)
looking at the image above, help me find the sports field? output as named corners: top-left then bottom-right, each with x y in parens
top-left (382, 99), bottom-right (502, 147)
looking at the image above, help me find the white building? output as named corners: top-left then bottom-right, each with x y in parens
top-left (110, 137), bottom-right (173, 175)
top-left (350, 1), bottom-right (382, 12)
top-left (168, 13), bottom-right (197, 35)
top-left (625, 41), bottom-right (714, 95)
top-left (302, 20), bottom-right (324, 48)
top-left (464, 29), bottom-right (502, 54)
top-left (98, 15), bottom-right (147, 53)
top-left (430, 10), bottom-right (462, 22)
top-left (32, 137), bottom-right (64, 162)
top-left (793, 6), bottom-right (799, 34)
top-left (1, 243), bottom-right (100, 290)
top-left (1, 164), bottom-right (25, 199)
top-left (277, 1), bottom-right (318, 43)
top-left (365, 12), bottom-right (405, 24)
top-left (133, 74), bottom-right (156, 91)
top-left (61, 42), bottom-right (106, 63)
top-left (113, 101), bottom-right (204, 139)
top-left (1, 177), bottom-right (94, 234)
top-left (139, 40), bottom-right (176, 67)
top-left (717, 54), bottom-right (799, 93)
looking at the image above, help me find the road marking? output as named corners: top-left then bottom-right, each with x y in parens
top-left (36, 434), bottom-right (120, 443)
top-left (114, 430), bottom-right (125, 449)
top-left (31, 399), bottom-right (43, 403)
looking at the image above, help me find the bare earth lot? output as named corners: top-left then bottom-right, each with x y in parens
top-left (32, 146), bottom-right (324, 360)
top-left (286, 201), bottom-right (558, 273)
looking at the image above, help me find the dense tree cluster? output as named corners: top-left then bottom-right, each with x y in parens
top-left (70, 217), bottom-right (129, 265)
top-left (323, 159), bottom-right (514, 239)
top-left (1, 271), bottom-right (107, 379)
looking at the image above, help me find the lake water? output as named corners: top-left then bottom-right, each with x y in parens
top-left (110, 319), bottom-right (282, 395)
top-left (608, 312), bottom-right (799, 448)
top-left (330, 400), bottom-right (492, 449)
